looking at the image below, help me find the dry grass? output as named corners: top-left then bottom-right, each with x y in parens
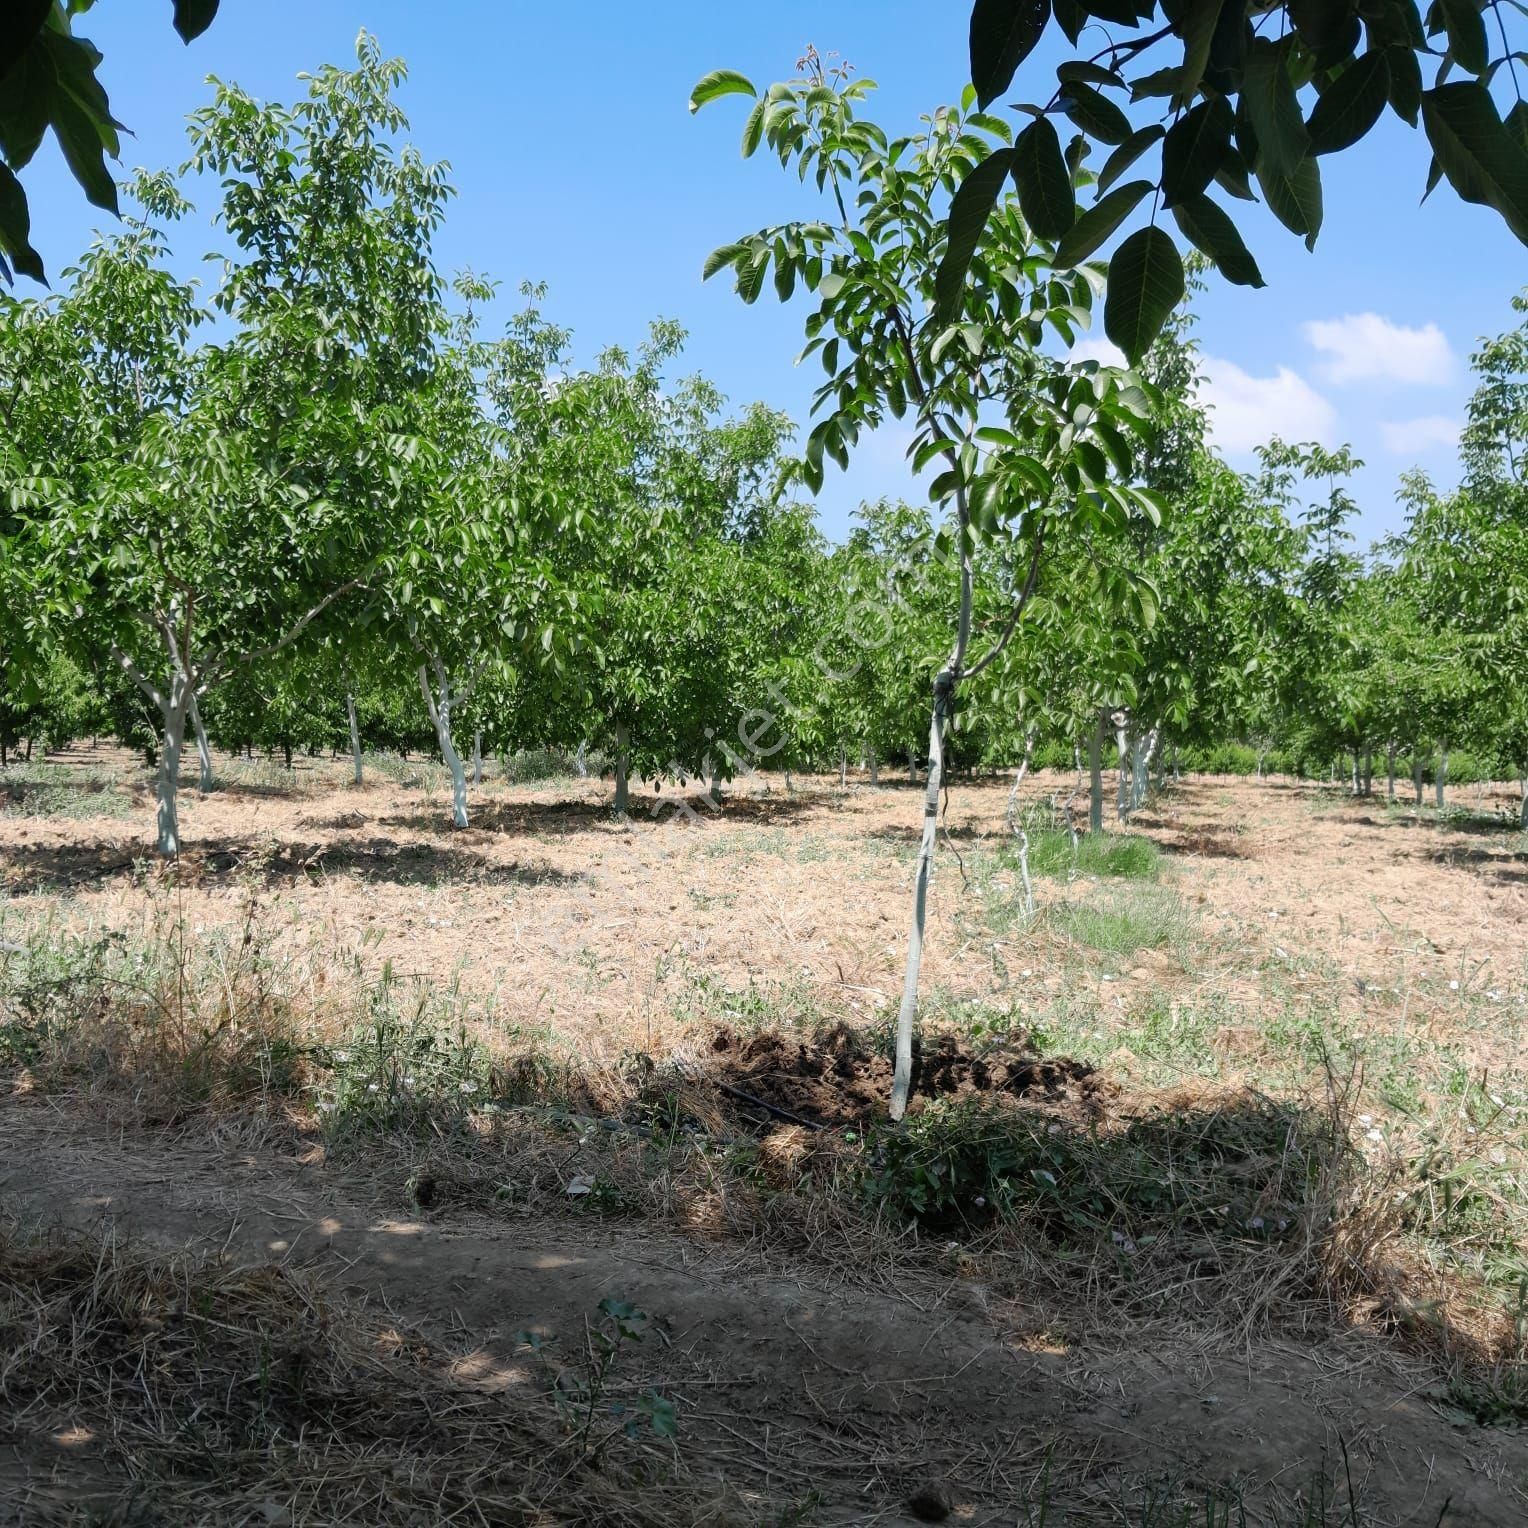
top-left (0, 1219), bottom-right (730, 1527)
top-left (4, 757), bottom-right (1528, 1519)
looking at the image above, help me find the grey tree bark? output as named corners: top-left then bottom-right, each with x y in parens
top-left (1436, 737), bottom-right (1448, 810)
top-left (867, 746), bottom-right (879, 786)
top-left (473, 729), bottom-right (483, 787)
top-left (347, 694), bottom-right (363, 786)
top-left (1114, 710), bottom-right (1131, 824)
top-left (418, 663), bottom-right (469, 829)
top-left (1413, 751), bottom-right (1426, 807)
top-left (188, 689), bottom-right (214, 794)
top-left (1088, 711), bottom-right (1106, 834)
top-left (1386, 741), bottom-right (1396, 801)
top-left (614, 722), bottom-right (630, 815)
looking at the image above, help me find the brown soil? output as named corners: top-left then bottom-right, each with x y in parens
top-left (3, 1100), bottom-right (1526, 1526)
top-left (4, 752), bottom-right (1528, 1522)
top-left (709, 1023), bottom-right (1103, 1130)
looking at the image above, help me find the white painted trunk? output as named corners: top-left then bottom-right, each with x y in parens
top-left (575, 740), bottom-right (589, 779)
top-left (1115, 713), bottom-right (1130, 823)
top-left (188, 690), bottom-right (214, 794)
top-left (418, 665), bottom-right (468, 829)
top-left (1436, 738), bottom-right (1448, 810)
top-left (907, 745), bottom-right (917, 784)
top-left (155, 675), bottom-right (190, 857)
top-left (890, 678), bottom-right (952, 1121)
top-left (867, 746), bottom-right (879, 786)
top-left (1088, 712), bottom-right (1105, 834)
top-left (614, 723), bottom-right (630, 815)
top-left (347, 694), bottom-right (363, 786)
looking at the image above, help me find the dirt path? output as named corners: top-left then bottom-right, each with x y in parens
top-left (3, 1097), bottom-right (1525, 1525)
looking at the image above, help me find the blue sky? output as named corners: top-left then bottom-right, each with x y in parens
top-left (18, 2), bottom-right (1526, 545)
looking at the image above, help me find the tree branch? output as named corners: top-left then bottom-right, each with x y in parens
top-left (222, 580), bottom-right (365, 676)
top-left (110, 644), bottom-right (167, 715)
top-left (963, 523), bottom-right (1048, 683)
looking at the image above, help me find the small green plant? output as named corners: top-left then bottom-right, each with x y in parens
top-left (318, 1000), bottom-right (491, 1138)
top-left (1048, 883), bottom-right (1189, 964)
top-left (516, 1297), bottom-right (677, 1460)
top-left (1005, 827), bottom-right (1161, 883)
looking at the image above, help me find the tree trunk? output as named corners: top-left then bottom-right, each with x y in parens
top-left (24, 737), bottom-right (32, 762)
top-left (283, 741), bottom-right (293, 771)
top-left (1088, 710), bottom-right (1105, 834)
top-left (1256, 747), bottom-right (1267, 781)
top-left (1436, 737), bottom-right (1448, 810)
top-left (890, 508), bottom-right (978, 1123)
top-left (1130, 725), bottom-right (1159, 813)
top-left (614, 722), bottom-right (630, 815)
top-left (1362, 745), bottom-right (1373, 798)
top-left (867, 746), bottom-right (879, 786)
top-left (473, 729), bottom-right (483, 787)
top-left (839, 745), bottom-right (847, 790)
top-left (890, 673), bottom-right (954, 1122)
top-left (154, 674), bottom-right (191, 857)
top-left (1519, 774), bottom-right (1527, 831)
top-left (1413, 751), bottom-right (1425, 807)
top-left (575, 740), bottom-right (589, 779)
top-left (1386, 742), bottom-right (1396, 801)
top-left (907, 745), bottom-right (917, 783)
top-left (188, 689), bottom-right (214, 794)
top-left (418, 664), bottom-right (468, 829)
top-left (1114, 711), bottom-right (1130, 823)
top-left (347, 694), bottom-right (363, 786)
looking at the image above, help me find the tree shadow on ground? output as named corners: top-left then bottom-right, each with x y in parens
top-left (0, 836), bottom-right (586, 894)
top-left (1417, 842), bottom-right (1528, 885)
top-left (363, 791), bottom-right (821, 839)
top-left (1153, 827), bottom-right (1253, 860)
top-left (1348, 805), bottom-right (1527, 838)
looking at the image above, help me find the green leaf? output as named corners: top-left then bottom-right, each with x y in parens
top-left (1161, 96), bottom-right (1233, 207)
top-left (701, 243), bottom-right (744, 280)
top-left (48, 89), bottom-right (119, 213)
top-left (969, 0), bottom-right (1052, 110)
top-left (1421, 82), bottom-right (1528, 242)
top-left (1170, 192), bottom-right (1265, 287)
top-left (1437, 0), bottom-right (1489, 75)
top-left (689, 70), bottom-right (757, 114)
top-left (936, 148), bottom-right (1016, 318)
top-left (1386, 45), bottom-right (1423, 126)
top-left (1012, 116), bottom-right (1076, 239)
top-left (740, 96), bottom-right (767, 157)
top-left (1060, 80), bottom-right (1132, 145)
top-left (1307, 51), bottom-right (1390, 155)
top-left (1256, 153), bottom-right (1324, 247)
top-left (1242, 38), bottom-right (1310, 177)
top-left (1104, 225), bottom-right (1185, 364)
top-left (1174, 0), bottom-right (1230, 108)
top-left (0, 161), bottom-right (45, 284)
top-left (172, 0), bottom-right (219, 44)
top-left (1052, 178), bottom-right (1152, 267)
top-left (1097, 124), bottom-right (1164, 194)
top-left (0, 0), bottom-right (50, 85)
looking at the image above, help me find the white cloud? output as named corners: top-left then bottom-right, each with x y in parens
top-left (1196, 355), bottom-right (1338, 456)
top-left (1379, 415), bottom-right (1460, 456)
top-left (1301, 313), bottom-right (1454, 385)
top-left (1071, 334), bottom-right (1127, 368)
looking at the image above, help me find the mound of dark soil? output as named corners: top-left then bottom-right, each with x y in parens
top-left (708, 1023), bottom-right (1102, 1131)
